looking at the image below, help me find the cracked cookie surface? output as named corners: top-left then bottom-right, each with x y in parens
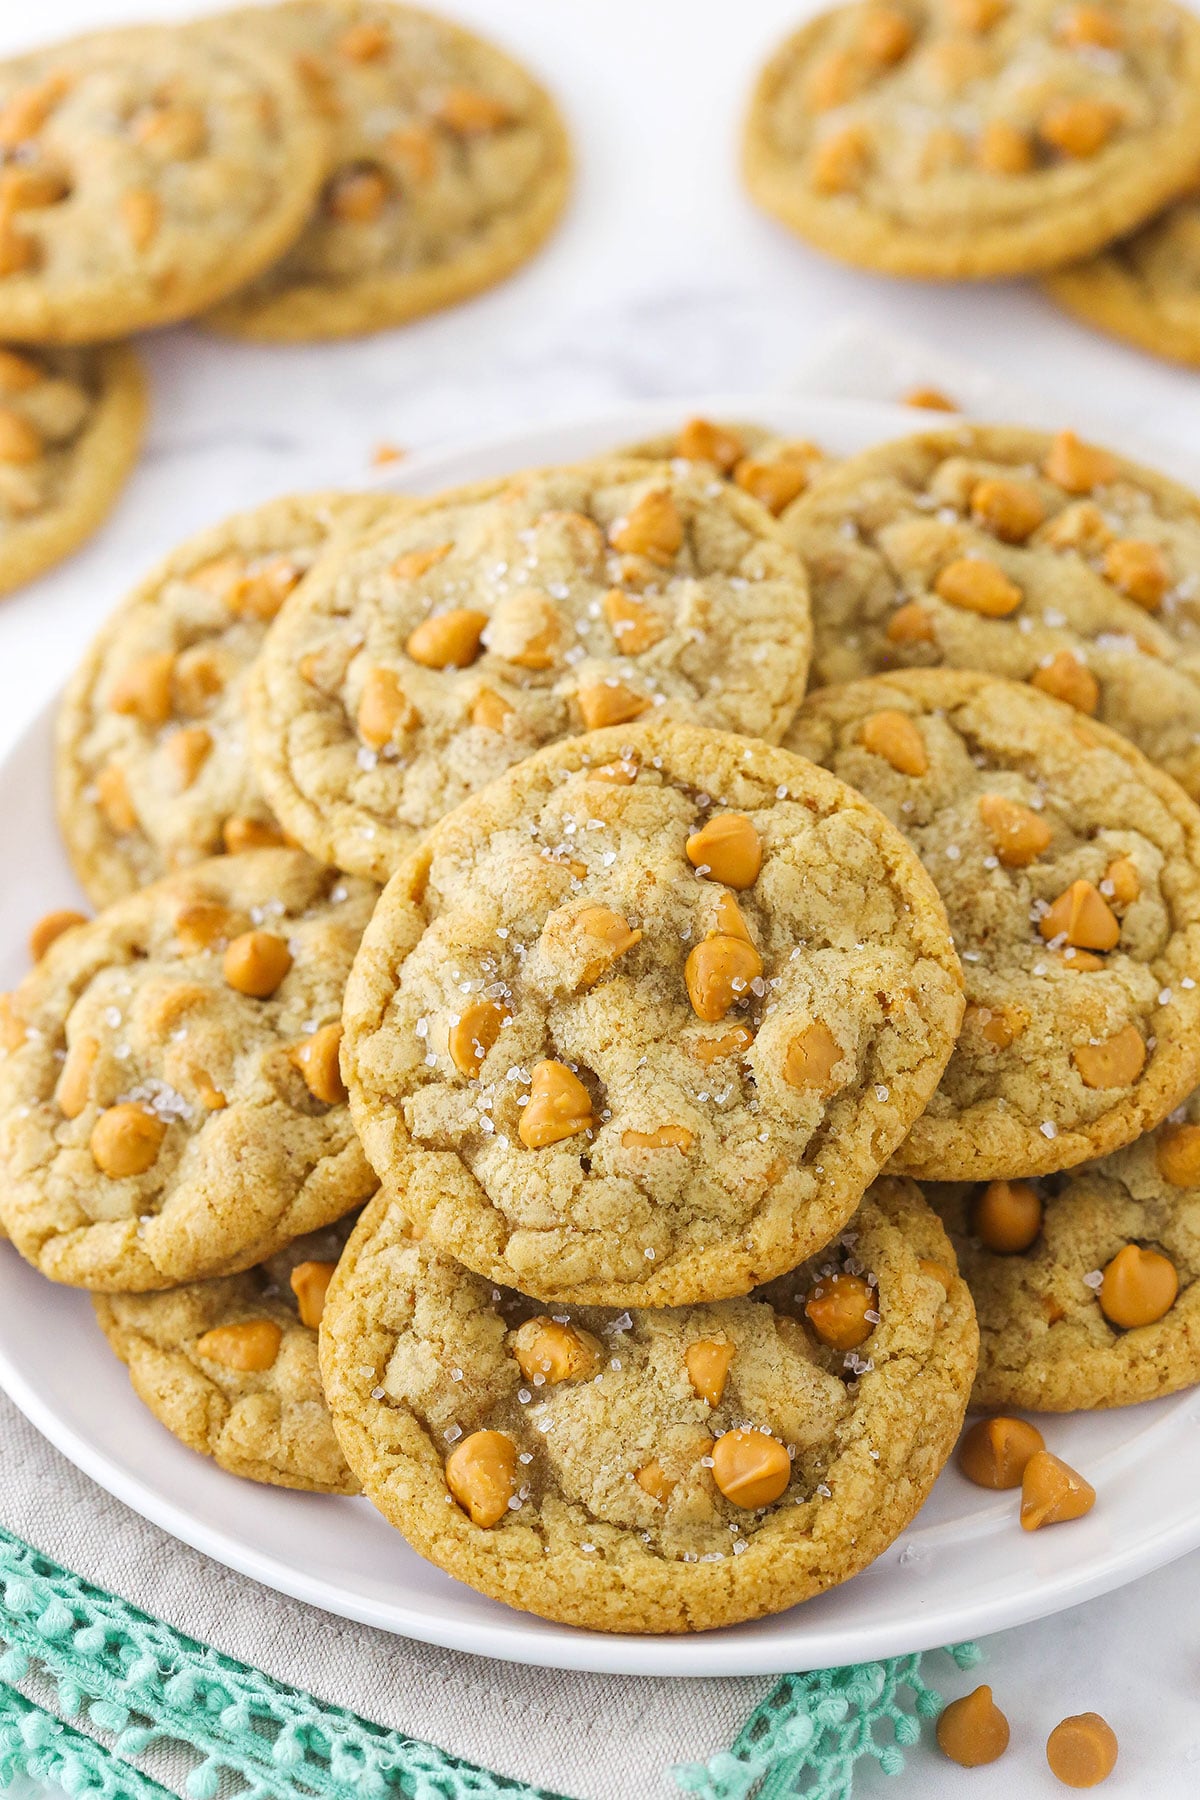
top-left (0, 342), bottom-right (145, 598)
top-left (788, 669), bottom-right (1200, 1180)
top-left (788, 424), bottom-right (1200, 800)
top-left (94, 1217), bottom-right (357, 1491)
top-left (0, 23), bottom-right (328, 342)
top-left (341, 720), bottom-right (963, 1306)
top-left (743, 0), bottom-right (1200, 279)
top-left (1046, 188), bottom-right (1200, 367)
top-left (321, 1179), bottom-right (975, 1633)
top-left (928, 1087), bottom-right (1200, 1410)
top-left (0, 849), bottom-right (377, 1290)
top-left (203, 0), bottom-right (570, 341)
top-left (249, 459), bottom-right (814, 883)
top-left (56, 491), bottom-right (397, 906)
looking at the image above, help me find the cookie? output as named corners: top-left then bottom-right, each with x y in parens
top-left (249, 458), bottom-right (815, 883)
top-left (0, 849), bottom-right (377, 1291)
top-left (622, 417), bottom-right (833, 523)
top-left (94, 1218), bottom-right (357, 1491)
top-left (928, 1086), bottom-right (1200, 1410)
top-left (743, 0), bottom-right (1200, 280)
top-left (341, 719), bottom-right (964, 1306)
top-left (0, 24), bottom-right (329, 343)
top-left (787, 669), bottom-right (1200, 1181)
top-left (202, 0), bottom-right (570, 342)
top-left (787, 424), bottom-right (1200, 800)
top-left (1046, 186), bottom-right (1200, 367)
top-left (320, 1178), bottom-right (975, 1634)
top-left (56, 491), bottom-right (398, 908)
top-left (0, 342), bottom-right (145, 598)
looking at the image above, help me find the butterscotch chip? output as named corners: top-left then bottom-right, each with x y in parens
top-left (904, 387), bottom-right (957, 411)
top-left (782, 423), bottom-right (1200, 801)
top-left (1020, 1448), bottom-right (1095, 1529)
top-left (318, 1180), bottom-right (976, 1632)
top-left (934, 557), bottom-right (1023, 618)
top-left (936, 1687), bottom-right (1010, 1768)
top-left (677, 417), bottom-right (746, 472)
top-left (0, 25), bottom-right (329, 342)
top-left (1098, 1243), bottom-right (1177, 1328)
top-left (973, 1179), bottom-right (1042, 1252)
top-left (971, 477), bottom-right (1046, 543)
top-left (1046, 1713), bottom-right (1118, 1788)
top-left (804, 1271), bottom-right (874, 1350)
top-left (250, 462), bottom-right (814, 882)
top-left (58, 492), bottom-right (394, 906)
top-left (1156, 1120), bottom-right (1200, 1185)
top-left (0, 850), bottom-right (377, 1290)
top-left (788, 669), bottom-right (1200, 1181)
top-left (957, 1415), bottom-right (1044, 1488)
top-left (859, 707), bottom-right (929, 775)
top-left (448, 1000), bottom-right (507, 1077)
top-left (445, 1429), bottom-right (518, 1527)
top-left (94, 1219), bottom-right (357, 1492)
top-left (340, 720), bottom-right (962, 1306)
top-left (743, 1), bottom-right (1200, 280)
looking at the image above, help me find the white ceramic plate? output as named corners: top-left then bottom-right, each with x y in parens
top-left (3, 392), bottom-right (1200, 1678)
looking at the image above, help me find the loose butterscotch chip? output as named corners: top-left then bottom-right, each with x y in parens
top-left (445, 1429), bottom-right (517, 1526)
top-left (406, 608), bottom-right (488, 669)
top-left (1031, 652), bottom-right (1099, 716)
top-left (28, 909), bottom-right (87, 962)
top-left (958, 1415), bottom-right (1045, 1488)
top-left (290, 1259), bottom-right (336, 1328)
top-left (1073, 1025), bottom-right (1145, 1090)
top-left (1021, 1449), bottom-right (1095, 1529)
top-left (971, 477), bottom-right (1045, 543)
top-left (1102, 538), bottom-right (1169, 611)
top-left (710, 1428), bottom-right (791, 1509)
top-left (936, 1687), bottom-right (1010, 1767)
top-left (603, 588), bottom-right (666, 655)
top-left (677, 417), bottom-right (745, 471)
top-left (1040, 880), bottom-right (1119, 951)
top-left (973, 1180), bottom-right (1042, 1253)
top-left (55, 1034), bottom-right (97, 1119)
top-left (978, 793), bottom-right (1051, 867)
top-left (289, 1023), bottom-right (346, 1104)
top-left (805, 1272), bottom-right (875, 1350)
top-left (610, 490), bottom-right (682, 564)
top-left (685, 933), bottom-right (762, 1022)
top-left (1046, 1713), bottom-right (1118, 1788)
top-left (513, 1316), bottom-right (601, 1384)
top-left (783, 1021), bottom-right (842, 1093)
top-left (886, 601), bottom-right (935, 644)
top-left (1156, 1120), bottom-right (1200, 1186)
top-left (935, 557), bottom-right (1023, 618)
top-left (904, 387), bottom-right (957, 411)
top-left (223, 930), bottom-right (292, 999)
top-left (195, 1319), bottom-right (283, 1372)
top-left (685, 812), bottom-right (763, 888)
top-left (576, 681), bottom-right (651, 731)
top-left (90, 1102), bottom-right (167, 1178)
top-left (449, 1000), bottom-right (506, 1077)
top-left (518, 1059), bottom-right (595, 1148)
top-left (1098, 1243), bottom-right (1178, 1329)
top-left (1043, 432), bottom-right (1118, 494)
top-left (860, 709), bottom-right (928, 776)
top-left (685, 1339), bottom-right (734, 1407)
top-left (357, 666), bottom-right (418, 746)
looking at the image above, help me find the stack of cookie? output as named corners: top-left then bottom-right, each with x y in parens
top-left (4, 415), bottom-right (1200, 1637)
top-left (0, 1), bottom-right (570, 594)
top-left (743, 0), bottom-right (1200, 368)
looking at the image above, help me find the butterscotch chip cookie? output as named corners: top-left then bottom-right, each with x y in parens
top-left (0, 342), bottom-right (145, 599)
top-left (743, 0), bottom-right (1200, 280)
top-left (321, 1178), bottom-right (975, 1633)
top-left (0, 24), bottom-right (329, 343)
top-left (341, 719), bottom-right (964, 1305)
top-left (94, 1218), bottom-right (357, 1491)
top-left (788, 424), bottom-right (1200, 799)
top-left (56, 492), bottom-right (398, 908)
top-left (622, 418), bottom-right (833, 525)
top-left (249, 458), bottom-right (815, 883)
top-left (787, 669), bottom-right (1200, 1181)
top-left (929, 1087), bottom-right (1200, 1410)
top-left (202, 0), bottom-right (569, 342)
top-left (1046, 187), bottom-right (1200, 367)
top-left (0, 850), bottom-right (377, 1290)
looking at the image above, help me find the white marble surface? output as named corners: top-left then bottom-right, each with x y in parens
top-left (2, 1), bottom-right (1200, 1795)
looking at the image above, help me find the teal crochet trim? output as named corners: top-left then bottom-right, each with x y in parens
top-left (0, 1529), bottom-right (565, 1800)
top-left (0, 1524), bottom-right (979, 1800)
top-left (672, 1644), bottom-right (984, 1799)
